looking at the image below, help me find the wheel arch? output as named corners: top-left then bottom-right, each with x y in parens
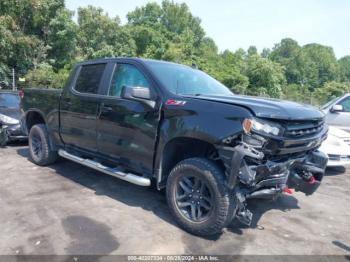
top-left (156, 136), bottom-right (224, 189)
top-left (24, 110), bottom-right (47, 134)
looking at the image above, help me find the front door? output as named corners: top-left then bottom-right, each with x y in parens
top-left (97, 63), bottom-right (160, 174)
top-left (60, 63), bottom-right (107, 152)
top-left (326, 96), bottom-right (350, 132)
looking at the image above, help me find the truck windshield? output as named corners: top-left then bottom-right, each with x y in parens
top-left (147, 61), bottom-right (233, 96)
top-left (0, 93), bottom-right (20, 108)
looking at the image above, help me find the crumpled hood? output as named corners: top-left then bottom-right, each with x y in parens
top-left (0, 108), bottom-right (21, 121)
top-left (190, 94), bottom-right (324, 120)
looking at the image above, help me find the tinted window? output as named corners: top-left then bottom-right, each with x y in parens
top-left (338, 97), bottom-right (350, 112)
top-left (109, 64), bottom-right (150, 97)
top-left (147, 61), bottom-right (232, 96)
top-left (0, 93), bottom-right (20, 108)
top-left (74, 64), bottom-right (106, 94)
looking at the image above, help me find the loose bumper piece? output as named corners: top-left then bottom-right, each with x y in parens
top-left (217, 139), bottom-right (328, 226)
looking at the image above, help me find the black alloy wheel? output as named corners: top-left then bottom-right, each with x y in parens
top-left (175, 175), bottom-right (214, 222)
top-left (166, 158), bottom-right (236, 236)
top-left (30, 132), bottom-right (43, 158)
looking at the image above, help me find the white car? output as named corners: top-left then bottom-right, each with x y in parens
top-left (319, 126), bottom-right (350, 167)
top-left (322, 93), bottom-right (350, 133)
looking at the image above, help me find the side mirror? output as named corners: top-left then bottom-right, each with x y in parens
top-left (121, 86), bottom-right (156, 108)
top-left (331, 104), bottom-right (343, 113)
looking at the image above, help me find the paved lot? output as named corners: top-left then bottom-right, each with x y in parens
top-left (0, 143), bottom-right (350, 255)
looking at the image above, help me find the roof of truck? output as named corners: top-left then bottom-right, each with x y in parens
top-left (0, 90), bottom-right (19, 94)
top-left (75, 57), bottom-right (190, 68)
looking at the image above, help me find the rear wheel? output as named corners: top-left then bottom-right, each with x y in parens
top-left (166, 158), bottom-right (236, 236)
top-left (29, 124), bottom-right (58, 166)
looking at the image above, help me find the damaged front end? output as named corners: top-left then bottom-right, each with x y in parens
top-left (217, 117), bottom-right (328, 226)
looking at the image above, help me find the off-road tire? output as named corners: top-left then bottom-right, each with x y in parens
top-left (29, 124), bottom-right (58, 166)
top-left (166, 158), bottom-right (236, 236)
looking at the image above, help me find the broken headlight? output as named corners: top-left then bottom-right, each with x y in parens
top-left (0, 113), bottom-right (19, 125)
top-left (243, 118), bottom-right (284, 137)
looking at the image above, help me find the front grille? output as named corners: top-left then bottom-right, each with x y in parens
top-left (284, 119), bottom-right (325, 138)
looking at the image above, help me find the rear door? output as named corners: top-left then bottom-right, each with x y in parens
top-left (96, 62), bottom-right (160, 174)
top-left (60, 63), bottom-right (108, 152)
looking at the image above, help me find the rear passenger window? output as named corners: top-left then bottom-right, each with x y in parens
top-left (74, 64), bottom-right (106, 94)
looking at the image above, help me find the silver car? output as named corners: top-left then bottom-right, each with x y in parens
top-left (322, 93), bottom-right (350, 132)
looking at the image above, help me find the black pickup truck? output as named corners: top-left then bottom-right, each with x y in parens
top-left (22, 58), bottom-right (328, 236)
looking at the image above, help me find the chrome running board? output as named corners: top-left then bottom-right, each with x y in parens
top-left (58, 149), bottom-right (151, 186)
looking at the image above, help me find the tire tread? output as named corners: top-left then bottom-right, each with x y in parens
top-left (29, 124), bottom-right (58, 166)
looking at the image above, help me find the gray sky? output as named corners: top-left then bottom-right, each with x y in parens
top-left (65, 0), bottom-right (350, 58)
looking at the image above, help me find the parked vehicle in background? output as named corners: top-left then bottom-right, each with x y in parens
top-left (322, 93), bottom-right (350, 132)
top-left (0, 123), bottom-right (8, 146)
top-left (319, 126), bottom-right (350, 167)
top-left (22, 58), bottom-right (328, 236)
top-left (0, 91), bottom-right (27, 144)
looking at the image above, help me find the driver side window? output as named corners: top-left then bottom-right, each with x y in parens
top-left (109, 64), bottom-right (150, 97)
top-left (338, 97), bottom-right (350, 112)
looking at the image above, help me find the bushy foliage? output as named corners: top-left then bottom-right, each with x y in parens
top-left (314, 81), bottom-right (350, 105)
top-left (24, 63), bottom-right (70, 89)
top-left (0, 0), bottom-right (349, 106)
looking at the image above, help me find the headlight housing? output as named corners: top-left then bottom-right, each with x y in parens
top-left (0, 113), bottom-right (19, 125)
top-left (243, 118), bottom-right (284, 137)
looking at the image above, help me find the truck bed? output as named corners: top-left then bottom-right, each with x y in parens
top-left (22, 88), bottom-right (62, 117)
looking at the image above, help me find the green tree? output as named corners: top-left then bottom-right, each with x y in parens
top-left (47, 8), bottom-right (77, 69)
top-left (247, 46), bottom-right (258, 56)
top-left (282, 83), bottom-right (312, 104)
top-left (338, 56), bottom-right (350, 82)
top-left (77, 6), bottom-right (122, 59)
top-left (128, 25), bottom-right (166, 58)
top-left (24, 63), bottom-right (69, 89)
top-left (0, 62), bottom-right (10, 88)
top-left (244, 54), bottom-right (286, 98)
top-left (314, 81), bottom-right (350, 105)
top-left (270, 38), bottom-right (301, 83)
top-left (127, 0), bottom-right (205, 62)
top-left (0, 15), bottom-right (46, 74)
top-left (0, 0), bottom-right (64, 37)
top-left (301, 43), bottom-right (338, 89)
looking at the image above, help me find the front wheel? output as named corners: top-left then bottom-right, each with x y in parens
top-left (166, 158), bottom-right (236, 236)
top-left (28, 124), bottom-right (58, 166)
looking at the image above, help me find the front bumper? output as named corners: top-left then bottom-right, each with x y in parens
top-left (325, 155), bottom-right (350, 167)
top-left (244, 155), bottom-right (326, 198)
top-left (6, 124), bottom-right (27, 140)
top-left (219, 143), bottom-right (327, 196)
top-left (217, 137), bottom-right (328, 225)
top-left (0, 124), bottom-right (27, 143)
